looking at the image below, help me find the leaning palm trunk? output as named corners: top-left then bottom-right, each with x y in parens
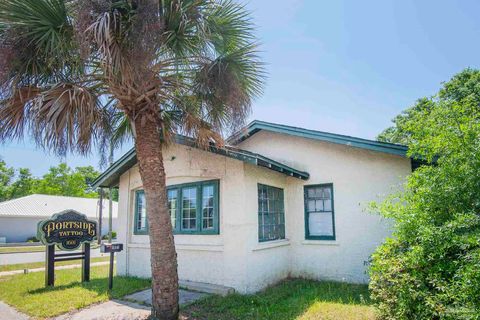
top-left (0, 1), bottom-right (264, 318)
top-left (134, 115), bottom-right (178, 319)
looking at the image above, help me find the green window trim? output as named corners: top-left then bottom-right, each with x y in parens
top-left (133, 180), bottom-right (220, 236)
top-left (304, 183), bottom-right (336, 241)
top-left (258, 183), bottom-right (286, 242)
top-left (134, 190), bottom-right (148, 235)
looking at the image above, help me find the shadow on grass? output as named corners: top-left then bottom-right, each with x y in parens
top-left (0, 264), bottom-right (150, 319)
top-left (182, 278), bottom-right (374, 320)
top-left (28, 275), bottom-right (149, 299)
top-left (29, 277), bottom-right (109, 294)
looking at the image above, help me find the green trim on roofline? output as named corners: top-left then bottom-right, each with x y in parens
top-left (91, 147), bottom-right (137, 189)
top-left (91, 135), bottom-right (309, 189)
top-left (227, 120), bottom-right (409, 157)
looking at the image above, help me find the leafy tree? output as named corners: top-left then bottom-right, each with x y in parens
top-left (370, 77), bottom-right (480, 318)
top-left (377, 97), bottom-right (435, 145)
top-left (33, 164), bottom-right (99, 198)
top-left (0, 160), bottom-right (99, 200)
top-left (8, 168), bottom-right (35, 199)
top-left (377, 68), bottom-right (480, 144)
top-left (0, 1), bottom-right (263, 318)
top-left (0, 160), bottom-right (14, 201)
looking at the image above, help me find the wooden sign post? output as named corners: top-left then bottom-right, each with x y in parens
top-left (100, 243), bottom-right (123, 290)
top-left (37, 210), bottom-right (97, 287)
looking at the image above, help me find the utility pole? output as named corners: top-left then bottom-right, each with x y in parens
top-left (108, 187), bottom-right (113, 243)
top-left (108, 145), bottom-right (114, 243)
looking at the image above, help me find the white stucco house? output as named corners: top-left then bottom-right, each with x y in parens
top-left (0, 194), bottom-right (118, 243)
top-left (92, 120), bottom-right (416, 293)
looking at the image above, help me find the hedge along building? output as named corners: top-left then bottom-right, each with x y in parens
top-left (92, 120), bottom-right (413, 293)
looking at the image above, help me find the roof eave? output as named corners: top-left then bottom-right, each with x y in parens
top-left (91, 148), bottom-right (137, 189)
top-left (227, 120), bottom-right (409, 157)
top-left (92, 135), bottom-right (309, 189)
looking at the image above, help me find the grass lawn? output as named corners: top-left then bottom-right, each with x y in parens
top-left (0, 264), bottom-right (150, 319)
top-left (0, 256), bottom-right (110, 272)
top-left (182, 279), bottom-right (376, 320)
top-left (0, 245), bottom-right (46, 253)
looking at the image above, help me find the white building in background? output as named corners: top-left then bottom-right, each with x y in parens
top-left (93, 120), bottom-right (415, 293)
top-left (0, 194), bottom-right (118, 243)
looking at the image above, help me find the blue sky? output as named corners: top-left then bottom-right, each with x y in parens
top-left (1, 0), bottom-right (480, 176)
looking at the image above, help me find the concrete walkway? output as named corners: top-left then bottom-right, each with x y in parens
top-left (0, 261), bottom-right (110, 277)
top-left (53, 289), bottom-right (208, 320)
top-left (0, 286), bottom-right (208, 320)
top-left (124, 288), bottom-right (208, 306)
top-left (53, 300), bottom-right (151, 320)
top-left (0, 301), bottom-right (29, 320)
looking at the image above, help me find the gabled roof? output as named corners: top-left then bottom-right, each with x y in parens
top-left (0, 194), bottom-right (118, 218)
top-left (92, 135), bottom-right (310, 188)
top-left (227, 120), bottom-right (409, 157)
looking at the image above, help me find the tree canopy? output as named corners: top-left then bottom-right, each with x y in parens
top-left (370, 69), bottom-right (480, 319)
top-left (377, 68), bottom-right (480, 145)
top-left (0, 160), bottom-right (99, 201)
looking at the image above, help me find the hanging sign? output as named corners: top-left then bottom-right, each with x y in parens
top-left (37, 210), bottom-right (97, 250)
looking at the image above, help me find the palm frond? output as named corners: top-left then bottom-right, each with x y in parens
top-left (110, 110), bottom-right (133, 148)
top-left (0, 86), bottom-right (41, 141)
top-left (205, 0), bottom-right (255, 52)
top-left (190, 42), bottom-right (265, 133)
top-left (160, 0), bottom-right (207, 58)
top-left (0, 0), bottom-right (76, 82)
top-left (0, 0), bottom-right (266, 162)
top-left (30, 82), bottom-right (110, 155)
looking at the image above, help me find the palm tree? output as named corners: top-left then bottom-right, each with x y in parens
top-left (0, 0), bottom-right (264, 319)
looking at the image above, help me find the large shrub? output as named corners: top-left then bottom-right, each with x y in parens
top-left (370, 78), bottom-right (480, 319)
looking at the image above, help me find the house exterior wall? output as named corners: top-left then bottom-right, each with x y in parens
top-left (237, 130), bottom-right (411, 284)
top-left (0, 216), bottom-right (115, 243)
top-left (243, 164), bottom-right (292, 292)
top-left (116, 143), bottom-right (253, 292)
top-left (116, 131), bottom-right (411, 293)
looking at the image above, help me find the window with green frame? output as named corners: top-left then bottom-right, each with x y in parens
top-left (133, 180), bottom-right (220, 235)
top-left (304, 184), bottom-right (335, 240)
top-left (134, 190), bottom-right (148, 235)
top-left (258, 184), bottom-right (285, 242)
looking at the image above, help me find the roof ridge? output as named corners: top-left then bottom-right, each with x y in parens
top-left (227, 119), bottom-right (409, 157)
top-left (249, 120), bottom-right (407, 148)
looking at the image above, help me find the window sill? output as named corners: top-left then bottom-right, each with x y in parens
top-left (301, 240), bottom-right (340, 246)
top-left (253, 239), bottom-right (290, 251)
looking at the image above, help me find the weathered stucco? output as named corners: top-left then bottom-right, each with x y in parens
top-left (238, 130), bottom-right (411, 285)
top-left (116, 131), bottom-right (411, 293)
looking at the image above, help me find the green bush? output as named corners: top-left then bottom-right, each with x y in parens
top-left (101, 231), bottom-right (117, 240)
top-left (370, 70), bottom-right (480, 319)
top-left (26, 236), bottom-right (40, 243)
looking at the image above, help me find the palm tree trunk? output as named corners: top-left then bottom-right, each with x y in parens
top-left (133, 115), bottom-right (179, 320)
